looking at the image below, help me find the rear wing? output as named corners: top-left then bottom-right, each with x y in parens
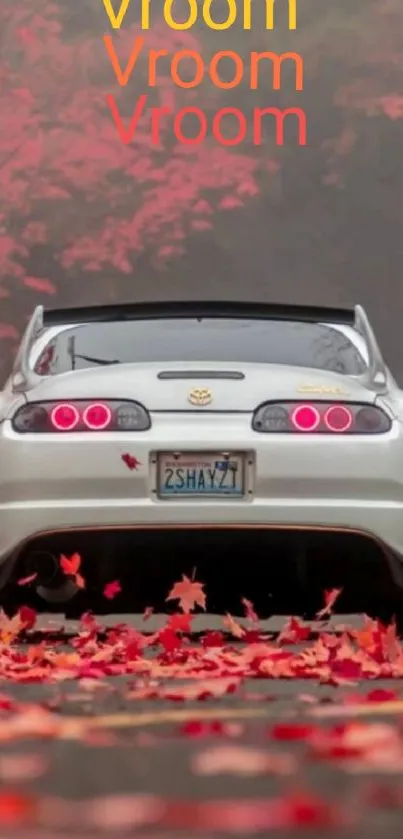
top-left (42, 300), bottom-right (357, 326)
top-left (12, 301), bottom-right (387, 392)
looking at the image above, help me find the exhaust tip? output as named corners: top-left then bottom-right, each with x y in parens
top-left (23, 550), bottom-right (59, 588)
top-left (22, 550), bottom-right (79, 604)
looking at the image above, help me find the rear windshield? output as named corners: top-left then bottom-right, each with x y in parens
top-left (34, 318), bottom-right (366, 376)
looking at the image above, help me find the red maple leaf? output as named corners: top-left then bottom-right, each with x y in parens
top-left (158, 628), bottom-right (182, 653)
top-left (167, 613), bottom-right (193, 633)
top-left (121, 453), bottom-right (142, 471)
top-left (270, 723), bottom-right (317, 742)
top-left (103, 580), bottom-right (122, 600)
top-left (60, 553), bottom-right (81, 576)
top-left (166, 574), bottom-right (206, 613)
top-left (60, 553), bottom-right (85, 589)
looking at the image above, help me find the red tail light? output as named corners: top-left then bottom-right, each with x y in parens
top-left (323, 405), bottom-right (353, 433)
top-left (82, 403), bottom-right (112, 430)
top-left (12, 400), bottom-right (151, 433)
top-left (253, 402), bottom-right (391, 434)
top-left (291, 404), bottom-right (321, 432)
top-left (50, 403), bottom-right (80, 431)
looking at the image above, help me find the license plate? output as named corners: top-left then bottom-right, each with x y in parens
top-left (157, 452), bottom-right (246, 498)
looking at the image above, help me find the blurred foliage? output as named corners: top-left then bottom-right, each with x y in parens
top-left (0, 0), bottom-right (403, 379)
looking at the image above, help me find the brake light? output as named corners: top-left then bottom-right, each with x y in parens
top-left (82, 402), bottom-right (112, 430)
top-left (12, 400), bottom-right (151, 433)
top-left (50, 403), bottom-right (80, 431)
top-left (291, 404), bottom-right (320, 432)
top-left (252, 402), bottom-right (391, 434)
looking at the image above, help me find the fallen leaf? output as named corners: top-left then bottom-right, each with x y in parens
top-left (167, 613), bottom-right (193, 633)
top-left (192, 745), bottom-right (296, 776)
top-left (179, 720), bottom-right (243, 738)
top-left (270, 723), bottom-right (318, 742)
top-left (0, 754), bottom-right (48, 782)
top-left (83, 793), bottom-right (164, 830)
top-left (160, 791), bottom-right (343, 831)
top-left (223, 613), bottom-right (245, 638)
top-left (0, 611), bottom-right (23, 644)
top-left (365, 689), bottom-right (398, 703)
top-left (166, 574), bottom-right (206, 613)
top-left (0, 791), bottom-right (37, 826)
top-left (278, 616), bottom-right (311, 644)
top-left (19, 606), bottom-right (37, 631)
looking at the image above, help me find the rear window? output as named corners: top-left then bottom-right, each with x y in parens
top-left (34, 318), bottom-right (366, 376)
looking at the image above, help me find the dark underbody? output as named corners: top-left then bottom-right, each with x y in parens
top-left (3, 527), bottom-right (402, 621)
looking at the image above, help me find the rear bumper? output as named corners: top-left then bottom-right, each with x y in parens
top-left (2, 415), bottom-right (403, 578)
top-left (1, 499), bottom-right (403, 570)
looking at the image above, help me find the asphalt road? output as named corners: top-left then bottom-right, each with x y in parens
top-left (1, 613), bottom-right (403, 838)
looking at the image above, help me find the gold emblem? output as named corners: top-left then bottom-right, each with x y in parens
top-left (297, 385), bottom-right (348, 395)
top-left (188, 387), bottom-right (212, 406)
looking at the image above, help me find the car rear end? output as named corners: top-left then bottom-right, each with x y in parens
top-left (1, 301), bottom-right (403, 617)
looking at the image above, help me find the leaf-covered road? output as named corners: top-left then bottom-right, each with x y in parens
top-left (1, 612), bottom-right (403, 837)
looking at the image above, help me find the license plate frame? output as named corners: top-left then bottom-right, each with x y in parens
top-left (155, 451), bottom-right (249, 499)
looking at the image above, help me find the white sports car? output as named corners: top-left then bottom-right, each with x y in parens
top-left (1, 300), bottom-right (403, 620)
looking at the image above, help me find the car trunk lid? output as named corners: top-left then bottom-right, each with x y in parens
top-left (26, 361), bottom-right (375, 412)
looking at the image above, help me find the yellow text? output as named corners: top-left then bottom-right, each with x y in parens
top-left (102, 0), bottom-right (297, 31)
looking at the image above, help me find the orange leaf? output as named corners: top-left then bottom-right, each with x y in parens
top-left (316, 588), bottom-right (342, 620)
top-left (75, 573), bottom-right (85, 590)
top-left (166, 574), bottom-right (206, 613)
top-left (0, 611), bottom-right (23, 644)
top-left (223, 613), bottom-right (246, 639)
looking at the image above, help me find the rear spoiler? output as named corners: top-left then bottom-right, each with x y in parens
top-left (43, 300), bottom-right (356, 326)
top-left (12, 301), bottom-right (387, 392)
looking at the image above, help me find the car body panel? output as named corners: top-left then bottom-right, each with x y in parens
top-left (21, 360), bottom-right (377, 412)
top-left (1, 300), bottom-right (403, 594)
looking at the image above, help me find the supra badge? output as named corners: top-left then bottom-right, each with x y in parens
top-left (188, 387), bottom-right (213, 406)
top-left (297, 385), bottom-right (349, 395)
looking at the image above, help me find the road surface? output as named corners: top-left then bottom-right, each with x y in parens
top-left (1, 613), bottom-right (403, 837)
